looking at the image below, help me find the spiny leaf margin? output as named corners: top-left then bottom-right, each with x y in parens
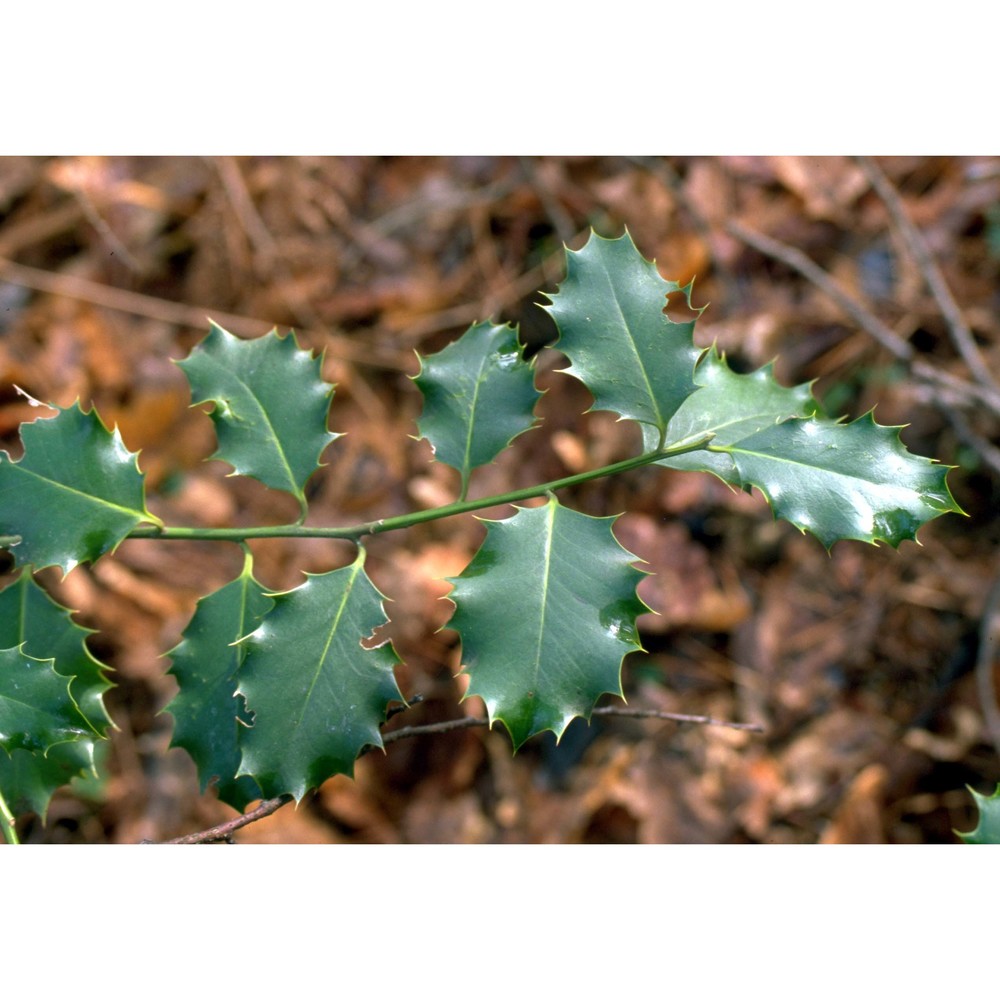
top-left (541, 229), bottom-right (702, 440)
top-left (446, 495), bottom-right (649, 750)
top-left (0, 401), bottom-right (161, 574)
top-left (413, 320), bottom-right (542, 497)
top-left (165, 551), bottom-right (272, 811)
top-left (717, 411), bottom-right (963, 549)
top-left (957, 784), bottom-right (1000, 844)
top-left (176, 321), bottom-right (339, 517)
top-left (234, 548), bottom-right (404, 802)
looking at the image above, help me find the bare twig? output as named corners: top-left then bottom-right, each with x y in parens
top-left (160, 702), bottom-right (762, 844)
top-left (726, 221), bottom-right (1000, 419)
top-left (727, 220), bottom-right (915, 365)
top-left (935, 405), bottom-right (1000, 480)
top-left (382, 704), bottom-right (764, 744)
top-left (213, 156), bottom-right (279, 275)
top-left (855, 156), bottom-right (999, 392)
top-left (382, 716), bottom-right (484, 743)
top-left (591, 705), bottom-right (764, 732)
top-left (976, 573), bottom-right (1000, 760)
top-left (162, 794), bottom-right (293, 845)
top-left (0, 257), bottom-right (410, 371)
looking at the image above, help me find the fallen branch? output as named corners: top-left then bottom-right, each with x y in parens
top-left (855, 155), bottom-right (998, 393)
top-left (726, 221), bottom-right (1000, 424)
top-left (160, 703), bottom-right (764, 844)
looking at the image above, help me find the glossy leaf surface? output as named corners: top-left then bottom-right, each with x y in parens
top-left (236, 550), bottom-right (403, 801)
top-left (957, 784), bottom-right (1000, 844)
top-left (177, 322), bottom-right (338, 515)
top-left (0, 568), bottom-right (112, 733)
top-left (447, 496), bottom-right (647, 748)
top-left (0, 646), bottom-right (92, 756)
top-left (0, 404), bottom-right (161, 573)
top-left (542, 231), bottom-right (700, 438)
top-left (166, 553), bottom-right (272, 810)
top-left (643, 346), bottom-right (819, 483)
top-left (0, 741), bottom-right (97, 822)
top-left (719, 413), bottom-right (962, 548)
top-left (414, 321), bottom-right (541, 496)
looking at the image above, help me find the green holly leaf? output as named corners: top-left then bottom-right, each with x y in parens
top-left (541, 230), bottom-right (701, 440)
top-left (0, 740), bottom-right (98, 822)
top-left (414, 321), bottom-right (541, 498)
top-left (447, 495), bottom-right (648, 749)
top-left (235, 549), bottom-right (404, 801)
top-left (0, 646), bottom-right (94, 756)
top-left (716, 412), bottom-right (962, 548)
top-left (957, 785), bottom-right (1000, 844)
top-left (165, 552), bottom-right (272, 810)
top-left (643, 345), bottom-right (820, 483)
top-left (176, 322), bottom-right (339, 518)
top-left (0, 403), bottom-right (162, 574)
top-left (0, 568), bottom-right (112, 734)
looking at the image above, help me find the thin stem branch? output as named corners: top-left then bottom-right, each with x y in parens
top-left (128, 435), bottom-right (715, 545)
top-left (161, 701), bottom-right (762, 844)
top-left (590, 705), bottom-right (765, 732)
top-left (976, 572), bottom-right (1000, 761)
top-left (381, 704), bottom-right (764, 743)
top-left (855, 156), bottom-right (999, 392)
top-left (0, 257), bottom-right (408, 372)
top-left (727, 220), bottom-right (1000, 418)
top-left (162, 795), bottom-right (292, 845)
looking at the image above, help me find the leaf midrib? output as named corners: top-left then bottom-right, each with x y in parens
top-left (202, 356), bottom-right (301, 500)
top-left (8, 464), bottom-right (151, 524)
top-left (600, 263), bottom-right (664, 432)
top-left (295, 561), bottom-right (360, 733)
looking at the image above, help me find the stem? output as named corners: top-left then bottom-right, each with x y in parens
top-left (128, 433), bottom-right (714, 544)
top-left (0, 786), bottom-right (20, 845)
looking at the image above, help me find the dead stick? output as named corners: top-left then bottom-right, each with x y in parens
top-left (161, 795), bottom-right (292, 845)
top-left (855, 156), bottom-right (998, 392)
top-left (0, 257), bottom-right (409, 371)
top-left (726, 221), bottom-right (1000, 418)
top-left (159, 704), bottom-right (763, 844)
top-left (976, 573), bottom-right (1000, 760)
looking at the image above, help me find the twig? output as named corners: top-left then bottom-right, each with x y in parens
top-left (382, 716), bottom-right (484, 743)
top-left (161, 794), bottom-right (293, 845)
top-left (591, 705), bottom-right (764, 732)
top-left (0, 257), bottom-right (410, 372)
top-left (855, 156), bottom-right (999, 392)
top-left (213, 156), bottom-right (279, 275)
top-left (161, 701), bottom-right (762, 844)
top-left (935, 405), bottom-right (1000, 480)
top-left (726, 220), bottom-right (1000, 419)
top-left (382, 704), bottom-right (764, 743)
top-left (976, 572), bottom-right (1000, 760)
top-left (727, 220), bottom-right (916, 365)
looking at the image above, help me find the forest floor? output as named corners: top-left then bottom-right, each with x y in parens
top-left (1, 155), bottom-right (998, 843)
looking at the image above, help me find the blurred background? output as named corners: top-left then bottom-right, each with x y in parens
top-left (1, 154), bottom-right (998, 843)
